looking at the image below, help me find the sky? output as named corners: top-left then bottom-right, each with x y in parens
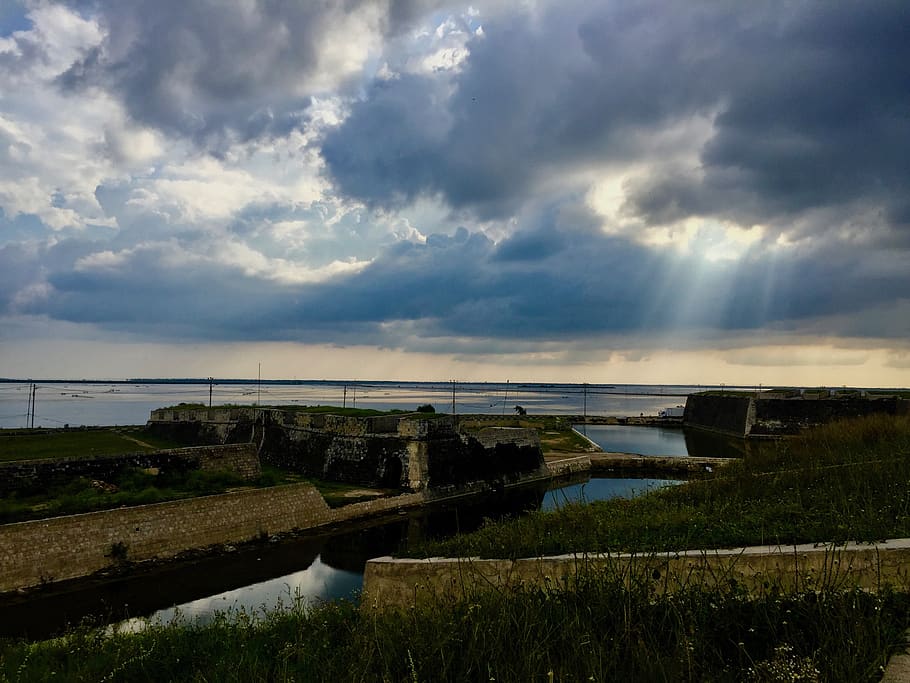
top-left (1, 0), bottom-right (909, 386)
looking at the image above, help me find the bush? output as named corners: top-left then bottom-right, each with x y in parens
top-left (416, 404), bottom-right (436, 413)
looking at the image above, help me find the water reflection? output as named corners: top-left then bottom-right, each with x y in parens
top-left (116, 556), bottom-right (362, 632)
top-left (577, 424), bottom-right (747, 459)
top-left (577, 424), bottom-right (689, 456)
top-left (543, 477), bottom-right (679, 510)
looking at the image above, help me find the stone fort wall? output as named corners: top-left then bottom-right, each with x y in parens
top-left (0, 482), bottom-right (425, 593)
top-left (147, 410), bottom-right (545, 491)
top-left (684, 394), bottom-right (909, 437)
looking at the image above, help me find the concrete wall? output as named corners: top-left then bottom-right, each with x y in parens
top-left (362, 539), bottom-right (910, 609)
top-left (0, 444), bottom-right (261, 495)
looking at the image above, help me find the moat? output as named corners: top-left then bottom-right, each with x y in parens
top-left (0, 472), bottom-right (675, 639)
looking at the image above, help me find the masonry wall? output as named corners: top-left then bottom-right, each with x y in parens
top-left (146, 409), bottom-right (547, 491)
top-left (362, 540), bottom-right (910, 609)
top-left (683, 395), bottom-right (753, 436)
top-left (427, 428), bottom-right (546, 487)
top-left (0, 444), bottom-right (261, 495)
top-left (684, 394), bottom-right (910, 437)
top-left (751, 397), bottom-right (910, 435)
top-left (0, 483), bottom-right (430, 593)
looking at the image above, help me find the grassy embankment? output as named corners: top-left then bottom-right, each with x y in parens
top-left (0, 426), bottom-right (381, 524)
top-left (412, 413), bottom-right (910, 559)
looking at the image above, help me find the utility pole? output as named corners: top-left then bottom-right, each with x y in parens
top-left (451, 380), bottom-right (456, 414)
top-left (343, 385), bottom-right (347, 409)
top-left (583, 382), bottom-right (588, 422)
top-left (25, 383), bottom-right (33, 428)
top-left (257, 363), bottom-right (261, 407)
top-left (30, 384), bottom-right (36, 429)
top-left (502, 380), bottom-right (509, 415)
top-left (352, 385), bottom-right (356, 409)
top-left (208, 377), bottom-right (214, 408)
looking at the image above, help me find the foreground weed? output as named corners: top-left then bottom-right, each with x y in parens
top-left (1, 580), bottom-right (906, 682)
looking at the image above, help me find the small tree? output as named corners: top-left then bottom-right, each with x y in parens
top-left (514, 405), bottom-right (527, 416)
top-left (416, 403), bottom-right (436, 413)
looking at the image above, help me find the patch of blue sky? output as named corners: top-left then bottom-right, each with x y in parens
top-left (0, 2), bottom-right (29, 36)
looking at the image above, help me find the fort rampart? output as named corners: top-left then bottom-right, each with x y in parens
top-left (146, 409), bottom-right (546, 491)
top-left (684, 394), bottom-right (909, 437)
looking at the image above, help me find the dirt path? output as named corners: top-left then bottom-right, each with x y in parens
top-left (115, 432), bottom-right (156, 449)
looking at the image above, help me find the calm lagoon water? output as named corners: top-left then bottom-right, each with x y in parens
top-left (0, 380), bottom-right (744, 428)
top-left (576, 424), bottom-right (749, 459)
top-left (576, 424), bottom-right (689, 456)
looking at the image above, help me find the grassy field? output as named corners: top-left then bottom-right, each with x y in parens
top-left (0, 462), bottom-right (385, 524)
top-left (538, 427), bottom-right (598, 454)
top-left (0, 427), bottom-right (183, 462)
top-left (409, 413), bottom-right (910, 559)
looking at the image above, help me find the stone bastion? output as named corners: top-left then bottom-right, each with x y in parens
top-left (146, 408), bottom-right (547, 491)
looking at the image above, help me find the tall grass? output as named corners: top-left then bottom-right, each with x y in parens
top-left (0, 571), bottom-right (908, 682)
top-left (1, 567), bottom-right (906, 682)
top-left (411, 414), bottom-right (910, 559)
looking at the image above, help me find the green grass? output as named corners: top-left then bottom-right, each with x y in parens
top-left (410, 414), bottom-right (910, 559)
top-left (0, 462), bottom-right (384, 523)
top-left (0, 428), bottom-right (183, 463)
top-left (0, 467), bottom-right (289, 524)
top-left (303, 479), bottom-right (392, 508)
top-left (539, 427), bottom-right (597, 454)
top-left (0, 570), bottom-right (906, 682)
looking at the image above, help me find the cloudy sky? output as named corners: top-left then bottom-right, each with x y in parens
top-left (1, 0), bottom-right (909, 385)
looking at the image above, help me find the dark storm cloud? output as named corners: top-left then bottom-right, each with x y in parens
top-left (55, 0), bottom-right (445, 145)
top-left (5, 0), bottom-right (910, 355)
top-left (6, 218), bottom-right (909, 347)
top-left (323, 0), bottom-right (910, 231)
